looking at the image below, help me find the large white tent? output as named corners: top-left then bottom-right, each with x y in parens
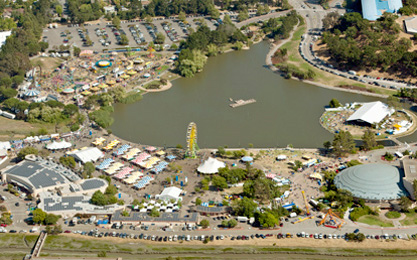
top-left (157, 186), bottom-right (182, 201)
top-left (0, 141), bottom-right (11, 150)
top-left (197, 157), bottom-right (226, 174)
top-left (69, 147), bottom-right (104, 164)
top-left (347, 101), bottom-right (394, 125)
top-left (46, 141), bottom-right (72, 150)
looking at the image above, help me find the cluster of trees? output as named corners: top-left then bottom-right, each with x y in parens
top-left (17, 146), bottom-right (38, 160)
top-left (32, 208), bottom-right (60, 225)
top-left (221, 219), bottom-right (238, 228)
top-left (349, 205), bottom-right (378, 221)
top-left (399, 0), bottom-right (417, 15)
top-left (276, 64), bottom-right (316, 80)
top-left (86, 87), bottom-right (142, 128)
top-left (262, 10), bottom-right (300, 40)
top-left (328, 98), bottom-right (341, 108)
top-left (218, 167), bottom-right (247, 184)
top-left (322, 12), bottom-right (417, 77)
top-left (59, 156), bottom-right (76, 169)
top-left (345, 232), bottom-right (366, 242)
top-left (45, 225), bottom-right (63, 235)
top-left (330, 130), bottom-right (356, 157)
top-left (90, 185), bottom-right (119, 206)
top-left (83, 162), bottom-right (95, 178)
top-left (216, 147), bottom-right (247, 158)
top-left (396, 88), bottom-right (417, 102)
top-left (67, 0), bottom-right (103, 24)
top-left (176, 18), bottom-right (247, 77)
top-left (0, 0), bottom-right (51, 85)
top-left (0, 17), bottom-right (16, 31)
top-left (0, 212), bottom-right (12, 225)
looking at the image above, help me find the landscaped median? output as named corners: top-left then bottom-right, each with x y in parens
top-left (357, 215), bottom-right (394, 227)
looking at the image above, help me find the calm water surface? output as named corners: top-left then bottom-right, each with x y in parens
top-left (112, 42), bottom-right (395, 148)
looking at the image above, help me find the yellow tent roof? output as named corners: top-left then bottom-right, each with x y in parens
top-left (309, 173), bottom-right (323, 181)
top-left (91, 87), bottom-right (100, 92)
top-left (99, 83), bottom-right (108, 89)
top-left (393, 124), bottom-right (401, 129)
top-left (107, 80), bottom-right (116, 85)
top-left (81, 91), bottom-right (92, 95)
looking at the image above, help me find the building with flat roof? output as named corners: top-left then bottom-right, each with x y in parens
top-left (361, 0), bottom-right (402, 21)
top-left (347, 101), bottom-right (394, 126)
top-left (401, 159), bottom-right (417, 200)
top-left (1, 156), bottom-right (81, 196)
top-left (334, 163), bottom-right (407, 201)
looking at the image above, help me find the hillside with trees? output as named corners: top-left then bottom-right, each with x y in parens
top-left (320, 12), bottom-right (417, 78)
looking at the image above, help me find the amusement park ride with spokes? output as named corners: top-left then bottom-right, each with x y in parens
top-left (185, 122), bottom-right (198, 158)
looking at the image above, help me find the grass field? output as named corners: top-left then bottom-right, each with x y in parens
top-left (3, 234), bottom-right (417, 259)
top-left (277, 25), bottom-right (396, 96)
top-left (400, 211), bottom-right (417, 226)
top-left (0, 117), bottom-right (58, 141)
top-left (358, 215), bottom-right (394, 227)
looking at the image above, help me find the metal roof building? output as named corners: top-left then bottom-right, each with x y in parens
top-left (1, 156), bottom-right (80, 196)
top-left (334, 163), bottom-right (407, 201)
top-left (347, 101), bottom-right (394, 125)
top-left (69, 147), bottom-right (104, 164)
top-left (361, 0), bottom-right (402, 21)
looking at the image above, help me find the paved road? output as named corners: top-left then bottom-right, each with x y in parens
top-left (290, 0), bottom-right (416, 91)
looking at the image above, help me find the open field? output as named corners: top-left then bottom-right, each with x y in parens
top-left (357, 215), bottom-right (394, 227)
top-left (3, 234), bottom-right (417, 259)
top-left (278, 25), bottom-right (395, 96)
top-left (400, 212), bottom-right (417, 226)
top-left (0, 117), bottom-right (58, 141)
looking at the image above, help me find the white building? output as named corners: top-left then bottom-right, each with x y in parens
top-left (104, 6), bottom-right (116, 14)
top-left (347, 101), bottom-right (394, 125)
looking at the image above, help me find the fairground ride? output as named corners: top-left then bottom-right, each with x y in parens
top-left (185, 122), bottom-right (198, 158)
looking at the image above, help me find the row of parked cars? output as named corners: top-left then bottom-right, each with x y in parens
top-left (95, 28), bottom-right (111, 46)
top-left (129, 25), bottom-right (146, 44)
top-left (162, 22), bottom-right (179, 42)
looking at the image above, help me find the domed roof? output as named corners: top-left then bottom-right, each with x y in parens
top-left (334, 163), bottom-right (407, 200)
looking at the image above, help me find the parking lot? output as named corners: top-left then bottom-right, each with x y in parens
top-left (43, 17), bottom-right (218, 52)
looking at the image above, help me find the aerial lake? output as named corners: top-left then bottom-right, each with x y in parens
top-left (112, 42), bottom-right (394, 148)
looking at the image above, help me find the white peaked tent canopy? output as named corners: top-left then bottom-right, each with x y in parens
top-left (158, 186), bottom-right (182, 201)
top-left (197, 157), bottom-right (226, 174)
top-left (69, 147), bottom-right (104, 163)
top-left (347, 101), bottom-right (394, 125)
top-left (46, 141), bottom-right (72, 150)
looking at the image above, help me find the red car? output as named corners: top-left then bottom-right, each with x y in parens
top-left (0, 224), bottom-right (7, 227)
top-left (64, 230), bottom-right (71, 233)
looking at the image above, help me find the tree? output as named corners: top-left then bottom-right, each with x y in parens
top-left (59, 156), bottom-right (76, 169)
top-left (113, 16), bottom-right (121, 29)
top-left (105, 185), bottom-right (118, 196)
top-left (56, 5), bottom-right (63, 17)
top-left (178, 11), bottom-right (186, 22)
top-left (73, 46), bottom-right (81, 57)
top-left (200, 219), bottom-right (210, 228)
top-left (195, 197), bottom-right (202, 205)
top-left (400, 196), bottom-right (412, 212)
top-left (44, 213), bottom-right (60, 225)
top-left (322, 12), bottom-right (341, 30)
top-left (209, 6), bottom-right (220, 20)
top-left (119, 34), bottom-right (129, 45)
top-left (237, 10), bottom-right (249, 22)
top-left (329, 98), bottom-right (341, 108)
top-left (227, 218), bottom-right (237, 228)
top-left (32, 208), bottom-right (46, 224)
top-left (17, 147), bottom-right (38, 160)
top-left (323, 141), bottom-right (332, 151)
top-left (155, 32), bottom-right (165, 44)
top-left (257, 212), bottom-right (278, 228)
top-left (361, 129), bottom-right (376, 150)
top-left (212, 175), bottom-right (228, 190)
top-left (91, 191), bottom-right (107, 206)
top-left (292, 160), bottom-right (303, 171)
top-left (332, 131), bottom-right (355, 156)
top-left (150, 207), bottom-right (160, 217)
top-left (232, 197), bottom-right (258, 217)
top-left (0, 87), bottom-right (17, 101)
top-left (83, 162), bottom-right (95, 177)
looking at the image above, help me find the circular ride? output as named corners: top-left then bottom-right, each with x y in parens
top-left (185, 122), bottom-right (198, 158)
top-left (96, 60), bottom-right (113, 68)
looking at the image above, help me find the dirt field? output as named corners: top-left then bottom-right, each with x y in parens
top-left (0, 117), bottom-right (56, 141)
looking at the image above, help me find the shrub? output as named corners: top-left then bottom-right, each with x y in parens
top-left (385, 211), bottom-right (401, 219)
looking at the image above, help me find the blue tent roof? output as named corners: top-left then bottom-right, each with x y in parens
top-left (241, 156), bottom-right (253, 162)
top-left (361, 0), bottom-right (402, 20)
top-left (24, 89), bottom-right (40, 97)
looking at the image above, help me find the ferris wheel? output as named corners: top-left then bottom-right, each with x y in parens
top-left (186, 122), bottom-right (198, 158)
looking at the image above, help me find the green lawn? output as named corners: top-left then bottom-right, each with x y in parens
top-left (400, 211), bottom-right (417, 226)
top-left (357, 215), bottom-right (394, 227)
top-left (143, 80), bottom-right (162, 89)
